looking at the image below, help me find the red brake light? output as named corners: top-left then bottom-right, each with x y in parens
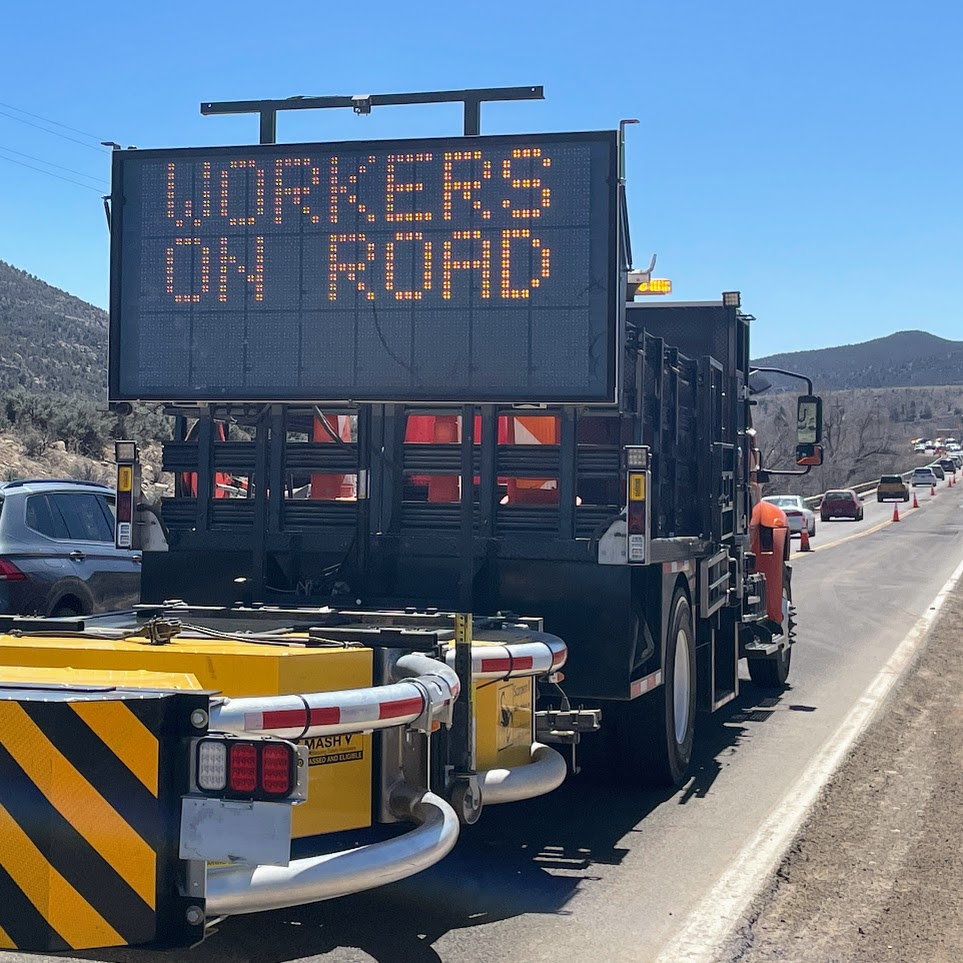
top-left (228, 743), bottom-right (258, 793)
top-left (0, 559), bottom-right (25, 581)
top-left (260, 744), bottom-right (293, 795)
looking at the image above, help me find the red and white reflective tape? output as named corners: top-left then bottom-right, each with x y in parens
top-left (210, 662), bottom-right (459, 740)
top-left (629, 669), bottom-right (663, 699)
top-left (445, 630), bottom-right (568, 681)
top-left (662, 560), bottom-right (694, 576)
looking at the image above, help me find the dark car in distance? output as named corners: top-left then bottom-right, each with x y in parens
top-left (0, 479), bottom-right (141, 616)
top-left (820, 488), bottom-right (864, 522)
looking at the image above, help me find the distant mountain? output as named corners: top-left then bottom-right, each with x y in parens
top-left (0, 260), bottom-right (107, 397)
top-left (753, 330), bottom-right (963, 390)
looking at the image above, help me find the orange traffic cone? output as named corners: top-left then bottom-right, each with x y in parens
top-left (799, 527), bottom-right (811, 551)
top-left (931, 485), bottom-right (937, 496)
top-left (892, 503), bottom-right (900, 522)
top-left (913, 492), bottom-right (919, 508)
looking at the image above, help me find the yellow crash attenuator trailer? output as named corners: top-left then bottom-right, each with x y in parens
top-left (0, 632), bottom-right (372, 837)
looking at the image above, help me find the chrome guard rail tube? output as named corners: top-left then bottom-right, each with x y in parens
top-left (478, 743), bottom-right (568, 804)
top-left (205, 790), bottom-right (459, 916)
top-left (209, 662), bottom-right (460, 740)
top-left (444, 628), bottom-right (568, 681)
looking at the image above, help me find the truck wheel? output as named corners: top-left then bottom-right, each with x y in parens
top-left (605, 592), bottom-right (696, 789)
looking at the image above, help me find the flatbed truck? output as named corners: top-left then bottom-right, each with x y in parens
top-left (0, 86), bottom-right (823, 952)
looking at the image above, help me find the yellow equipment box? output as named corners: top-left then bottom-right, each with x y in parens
top-left (474, 676), bottom-right (534, 771)
top-left (0, 633), bottom-right (372, 838)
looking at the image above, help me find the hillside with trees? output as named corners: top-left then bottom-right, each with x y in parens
top-left (0, 259), bottom-right (107, 396)
top-left (753, 331), bottom-right (963, 390)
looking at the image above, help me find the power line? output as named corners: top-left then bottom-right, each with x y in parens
top-left (0, 106), bottom-right (108, 153)
top-left (0, 144), bottom-right (105, 184)
top-left (0, 152), bottom-right (105, 193)
top-left (0, 100), bottom-right (105, 143)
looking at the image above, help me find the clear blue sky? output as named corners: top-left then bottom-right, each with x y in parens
top-left (1, 0), bottom-right (960, 356)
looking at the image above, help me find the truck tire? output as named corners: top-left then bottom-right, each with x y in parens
top-left (603, 592), bottom-right (696, 789)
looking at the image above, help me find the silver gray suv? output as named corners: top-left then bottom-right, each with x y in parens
top-left (0, 479), bottom-right (140, 616)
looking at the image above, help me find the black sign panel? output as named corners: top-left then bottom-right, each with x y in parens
top-left (109, 131), bottom-right (619, 403)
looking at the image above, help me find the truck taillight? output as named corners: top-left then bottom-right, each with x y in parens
top-left (228, 743), bottom-right (258, 793)
top-left (194, 737), bottom-right (297, 800)
top-left (260, 744), bottom-right (293, 795)
top-left (0, 559), bottom-right (25, 581)
top-left (196, 739), bottom-right (227, 791)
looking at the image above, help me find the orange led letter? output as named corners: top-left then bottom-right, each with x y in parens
top-left (442, 231), bottom-right (491, 299)
top-left (500, 230), bottom-right (550, 300)
top-left (219, 160), bottom-right (264, 226)
top-left (166, 161), bottom-right (211, 228)
top-left (442, 151), bottom-right (491, 221)
top-left (385, 153), bottom-right (433, 223)
top-left (329, 156), bottom-right (375, 227)
top-left (329, 233), bottom-right (376, 300)
top-left (218, 236), bottom-right (264, 302)
top-left (165, 238), bottom-right (210, 303)
top-left (385, 232), bottom-right (432, 300)
top-left (500, 150), bottom-right (552, 219)
top-left (274, 157), bottom-right (320, 224)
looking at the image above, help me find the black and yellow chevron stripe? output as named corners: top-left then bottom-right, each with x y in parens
top-left (0, 696), bottom-right (165, 951)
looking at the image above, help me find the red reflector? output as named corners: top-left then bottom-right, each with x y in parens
top-left (228, 743), bottom-right (258, 793)
top-left (628, 501), bottom-right (645, 535)
top-left (0, 559), bottom-right (25, 582)
top-left (260, 744), bottom-right (292, 795)
top-left (116, 492), bottom-right (132, 523)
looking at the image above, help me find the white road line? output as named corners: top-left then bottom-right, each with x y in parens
top-left (656, 551), bottom-right (963, 963)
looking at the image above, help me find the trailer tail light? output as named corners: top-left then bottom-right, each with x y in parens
top-left (194, 737), bottom-right (298, 800)
top-left (228, 743), bottom-right (258, 793)
top-left (260, 744), bottom-right (293, 795)
top-left (196, 739), bottom-right (228, 791)
top-left (624, 446), bottom-right (650, 565)
top-left (0, 558), bottom-right (25, 581)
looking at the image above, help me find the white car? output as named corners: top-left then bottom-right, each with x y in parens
top-left (911, 467), bottom-right (939, 487)
top-left (763, 494), bottom-right (816, 538)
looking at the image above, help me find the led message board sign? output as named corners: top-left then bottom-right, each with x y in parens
top-left (109, 131), bottom-right (619, 403)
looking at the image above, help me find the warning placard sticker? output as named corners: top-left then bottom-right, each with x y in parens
top-left (301, 733), bottom-right (364, 767)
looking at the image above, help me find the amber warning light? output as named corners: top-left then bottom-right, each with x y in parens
top-left (109, 131), bottom-right (619, 405)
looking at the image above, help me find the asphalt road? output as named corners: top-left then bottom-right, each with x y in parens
top-left (13, 479), bottom-right (963, 963)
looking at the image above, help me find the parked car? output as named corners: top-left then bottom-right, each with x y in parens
top-left (931, 463), bottom-right (945, 480)
top-left (763, 494), bottom-right (816, 537)
top-left (914, 443), bottom-right (927, 453)
top-left (911, 467), bottom-right (939, 487)
top-left (820, 489), bottom-right (863, 521)
top-left (0, 479), bottom-right (140, 617)
top-left (877, 474), bottom-right (909, 502)
top-left (938, 458), bottom-right (957, 476)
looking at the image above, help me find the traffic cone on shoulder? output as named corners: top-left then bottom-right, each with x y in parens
top-left (931, 485), bottom-right (937, 496)
top-left (913, 492), bottom-right (919, 508)
top-left (892, 502), bottom-right (900, 522)
top-left (799, 527), bottom-right (811, 551)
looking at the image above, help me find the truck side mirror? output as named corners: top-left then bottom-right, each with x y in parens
top-left (796, 395), bottom-right (822, 446)
top-left (796, 443), bottom-right (823, 467)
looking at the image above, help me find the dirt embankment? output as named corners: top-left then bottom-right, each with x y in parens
top-left (0, 432), bottom-right (170, 497)
top-left (722, 583), bottom-right (963, 962)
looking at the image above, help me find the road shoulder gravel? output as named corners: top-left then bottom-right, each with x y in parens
top-left (720, 577), bottom-right (963, 962)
